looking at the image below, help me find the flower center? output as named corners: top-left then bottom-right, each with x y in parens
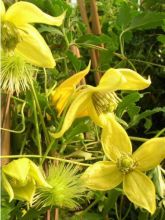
top-left (1, 21), bottom-right (22, 52)
top-left (92, 91), bottom-right (120, 114)
top-left (117, 154), bottom-right (136, 174)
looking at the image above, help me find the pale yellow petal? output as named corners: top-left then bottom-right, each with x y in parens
top-left (52, 62), bottom-right (91, 116)
top-left (2, 172), bottom-right (14, 202)
top-left (81, 161), bottom-right (123, 191)
top-left (98, 68), bottom-right (126, 91)
top-left (123, 170), bottom-right (156, 214)
top-left (117, 69), bottom-right (151, 90)
top-left (2, 158), bottom-right (30, 182)
top-left (13, 180), bottom-right (36, 203)
top-left (16, 24), bottom-right (55, 68)
top-left (101, 114), bottom-right (132, 161)
top-left (132, 137), bottom-right (165, 172)
top-left (5, 1), bottom-right (65, 26)
top-left (0, 0), bottom-right (5, 19)
top-left (50, 90), bottom-right (91, 138)
top-left (29, 161), bottom-right (51, 188)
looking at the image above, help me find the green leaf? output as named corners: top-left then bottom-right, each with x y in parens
top-left (64, 118), bottom-right (90, 142)
top-left (157, 35), bottom-right (165, 44)
top-left (117, 2), bottom-right (131, 28)
top-left (116, 92), bottom-right (142, 118)
top-left (77, 34), bottom-right (112, 45)
top-left (66, 51), bottom-right (82, 72)
top-left (128, 12), bottom-right (165, 31)
top-left (38, 25), bottom-right (63, 36)
top-left (144, 118), bottom-right (152, 131)
top-left (103, 189), bottom-right (122, 215)
top-left (129, 107), bottom-right (165, 127)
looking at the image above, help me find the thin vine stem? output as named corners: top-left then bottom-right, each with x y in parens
top-left (32, 97), bottom-right (42, 160)
top-left (129, 136), bottom-right (148, 142)
top-left (0, 155), bottom-right (91, 167)
top-left (27, 74), bottom-right (50, 145)
top-left (154, 128), bottom-right (165, 137)
top-left (0, 102), bottom-right (26, 133)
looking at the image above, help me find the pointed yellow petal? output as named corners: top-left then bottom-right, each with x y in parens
top-left (57, 61), bottom-right (91, 90)
top-left (123, 170), bottom-right (156, 214)
top-left (16, 24), bottom-right (55, 68)
top-left (98, 68), bottom-right (126, 91)
top-left (132, 137), bottom-right (165, 172)
top-left (81, 161), bottom-right (123, 190)
top-left (101, 114), bottom-right (132, 161)
top-left (12, 180), bottom-right (36, 203)
top-left (52, 62), bottom-right (91, 116)
top-left (50, 90), bottom-right (91, 138)
top-left (2, 172), bottom-right (14, 202)
top-left (3, 158), bottom-right (30, 182)
top-left (5, 1), bottom-right (65, 26)
top-left (29, 161), bottom-right (51, 188)
top-left (0, 0), bottom-right (5, 19)
top-left (117, 69), bottom-right (151, 90)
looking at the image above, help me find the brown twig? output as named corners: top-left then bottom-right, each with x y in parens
top-left (1, 93), bottom-right (12, 166)
top-left (90, 0), bottom-right (104, 71)
top-left (70, 44), bottom-right (86, 85)
top-left (77, 0), bottom-right (101, 84)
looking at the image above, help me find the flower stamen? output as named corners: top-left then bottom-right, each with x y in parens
top-left (92, 91), bottom-right (121, 114)
top-left (117, 154), bottom-right (137, 174)
top-left (1, 21), bottom-right (22, 52)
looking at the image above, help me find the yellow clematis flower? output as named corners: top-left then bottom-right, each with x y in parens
top-left (51, 66), bottom-right (151, 138)
top-left (1, 0), bottom-right (65, 68)
top-left (51, 62), bottom-right (91, 117)
top-left (82, 115), bottom-right (165, 214)
top-left (2, 158), bottom-right (51, 204)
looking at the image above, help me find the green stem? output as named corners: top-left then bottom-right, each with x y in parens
top-left (0, 102), bottom-right (26, 133)
top-left (0, 155), bottom-right (91, 167)
top-left (40, 139), bottom-right (56, 165)
top-left (27, 74), bottom-right (50, 145)
top-left (119, 31), bottom-right (125, 56)
top-left (121, 203), bottom-right (131, 220)
top-left (115, 202), bottom-right (120, 220)
top-left (129, 136), bottom-right (148, 142)
top-left (77, 198), bottom-right (100, 215)
top-left (43, 68), bottom-right (48, 95)
top-left (154, 128), bottom-right (165, 137)
top-left (119, 195), bottom-right (124, 220)
top-left (32, 97), bottom-right (42, 160)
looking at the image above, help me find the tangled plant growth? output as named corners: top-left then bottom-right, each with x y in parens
top-left (1, 0), bottom-right (165, 220)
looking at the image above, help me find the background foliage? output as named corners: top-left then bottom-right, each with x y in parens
top-left (1, 0), bottom-right (165, 219)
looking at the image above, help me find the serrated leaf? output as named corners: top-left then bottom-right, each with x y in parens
top-left (64, 118), bottom-right (90, 142)
top-left (128, 12), bottom-right (165, 31)
top-left (117, 2), bottom-right (131, 28)
top-left (77, 34), bottom-right (112, 45)
top-left (38, 25), bottom-right (63, 36)
top-left (144, 118), bottom-right (152, 131)
top-left (116, 92), bottom-right (142, 118)
top-left (129, 107), bottom-right (165, 127)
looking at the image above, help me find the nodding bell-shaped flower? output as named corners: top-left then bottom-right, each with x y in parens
top-left (2, 158), bottom-right (51, 204)
top-left (1, 0), bottom-right (65, 68)
top-left (51, 64), bottom-right (151, 138)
